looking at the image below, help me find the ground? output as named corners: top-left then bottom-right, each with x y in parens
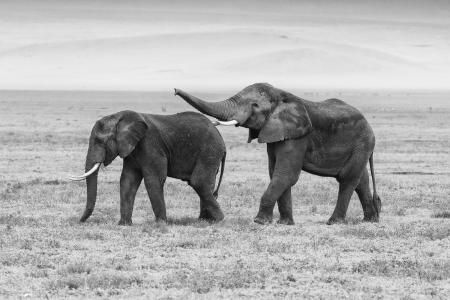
top-left (0, 90), bottom-right (449, 299)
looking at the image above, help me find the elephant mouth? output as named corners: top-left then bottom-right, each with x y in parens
top-left (69, 162), bottom-right (101, 181)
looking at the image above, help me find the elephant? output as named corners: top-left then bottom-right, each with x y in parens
top-left (69, 110), bottom-right (226, 225)
top-left (174, 83), bottom-right (381, 225)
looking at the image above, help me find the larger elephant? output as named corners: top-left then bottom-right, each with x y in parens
top-left (70, 110), bottom-right (226, 225)
top-left (175, 83), bottom-right (381, 225)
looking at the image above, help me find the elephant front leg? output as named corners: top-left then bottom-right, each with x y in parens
top-left (143, 175), bottom-right (167, 222)
top-left (119, 160), bottom-right (143, 225)
top-left (254, 141), bottom-right (305, 225)
top-left (277, 188), bottom-right (294, 225)
top-left (254, 178), bottom-right (298, 225)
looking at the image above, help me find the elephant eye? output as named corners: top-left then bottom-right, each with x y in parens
top-left (252, 103), bottom-right (259, 108)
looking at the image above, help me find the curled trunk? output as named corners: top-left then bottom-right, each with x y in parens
top-left (174, 89), bottom-right (237, 121)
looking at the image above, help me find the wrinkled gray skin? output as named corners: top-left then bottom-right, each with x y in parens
top-left (80, 110), bottom-right (226, 225)
top-left (175, 83), bottom-right (381, 225)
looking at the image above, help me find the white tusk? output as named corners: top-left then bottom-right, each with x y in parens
top-left (212, 120), bottom-right (238, 126)
top-left (69, 163), bottom-right (101, 181)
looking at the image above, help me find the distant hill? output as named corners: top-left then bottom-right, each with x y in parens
top-left (0, 0), bottom-right (448, 90)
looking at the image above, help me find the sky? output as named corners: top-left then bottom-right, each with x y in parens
top-left (0, 0), bottom-right (449, 91)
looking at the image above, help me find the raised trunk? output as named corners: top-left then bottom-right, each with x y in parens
top-left (174, 89), bottom-right (237, 121)
top-left (80, 140), bottom-right (105, 222)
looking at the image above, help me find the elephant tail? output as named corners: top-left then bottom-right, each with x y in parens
top-left (369, 152), bottom-right (381, 215)
top-left (213, 152), bottom-right (226, 199)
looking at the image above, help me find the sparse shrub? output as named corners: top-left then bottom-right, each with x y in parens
top-left (46, 239), bottom-right (61, 248)
top-left (43, 180), bottom-right (63, 185)
top-left (142, 222), bottom-right (169, 234)
top-left (87, 273), bottom-right (143, 289)
top-left (346, 217), bottom-right (361, 225)
top-left (27, 269), bottom-right (49, 278)
top-left (50, 272), bottom-right (143, 290)
top-left (83, 231), bottom-right (105, 240)
top-left (162, 261), bottom-right (268, 292)
top-left (20, 239), bottom-right (33, 250)
top-left (252, 239), bottom-right (297, 254)
top-left (432, 211), bottom-right (450, 218)
top-left (2, 182), bottom-right (24, 195)
top-left (175, 241), bottom-right (196, 248)
top-left (0, 214), bottom-right (39, 227)
top-left (59, 262), bottom-right (91, 275)
top-left (352, 258), bottom-right (450, 281)
top-left (322, 275), bottom-right (348, 285)
top-left (51, 275), bottom-right (84, 290)
top-left (395, 207), bottom-right (407, 216)
top-left (340, 223), bottom-right (449, 240)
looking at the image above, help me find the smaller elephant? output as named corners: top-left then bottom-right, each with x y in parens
top-left (70, 110), bottom-right (226, 225)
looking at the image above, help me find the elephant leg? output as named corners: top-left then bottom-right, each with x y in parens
top-left (327, 179), bottom-right (358, 225)
top-left (328, 150), bottom-right (369, 225)
top-left (356, 168), bottom-right (379, 222)
top-left (119, 159), bottom-right (143, 225)
top-left (266, 148), bottom-right (294, 225)
top-left (254, 140), bottom-right (305, 225)
top-left (143, 173), bottom-right (167, 222)
top-left (190, 159), bottom-right (224, 222)
top-left (277, 188), bottom-right (294, 225)
top-left (193, 185), bottom-right (224, 222)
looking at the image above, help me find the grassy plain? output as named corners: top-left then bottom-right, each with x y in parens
top-left (0, 90), bottom-right (449, 299)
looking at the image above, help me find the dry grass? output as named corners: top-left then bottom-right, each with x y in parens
top-left (0, 90), bottom-right (449, 299)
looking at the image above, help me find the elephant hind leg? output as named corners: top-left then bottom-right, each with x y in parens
top-left (327, 179), bottom-right (359, 225)
top-left (355, 168), bottom-right (379, 222)
top-left (328, 150), bottom-right (370, 225)
top-left (189, 158), bottom-right (224, 222)
top-left (192, 184), bottom-right (224, 222)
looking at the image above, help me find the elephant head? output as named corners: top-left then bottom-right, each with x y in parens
top-left (70, 110), bottom-right (148, 222)
top-left (174, 83), bottom-right (312, 143)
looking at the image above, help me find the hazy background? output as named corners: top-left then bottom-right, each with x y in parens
top-left (0, 0), bottom-right (449, 91)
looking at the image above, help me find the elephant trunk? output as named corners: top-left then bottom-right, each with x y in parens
top-left (80, 167), bottom-right (99, 222)
top-left (79, 140), bottom-right (105, 222)
top-left (174, 89), bottom-right (237, 121)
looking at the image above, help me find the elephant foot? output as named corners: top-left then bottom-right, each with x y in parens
top-left (277, 218), bottom-right (295, 225)
top-left (199, 209), bottom-right (224, 223)
top-left (254, 214), bottom-right (273, 225)
top-left (118, 219), bottom-right (132, 226)
top-left (326, 216), bottom-right (347, 225)
top-left (199, 216), bottom-right (223, 223)
top-left (155, 217), bottom-right (167, 223)
top-left (198, 208), bottom-right (224, 223)
top-left (363, 214), bottom-right (379, 223)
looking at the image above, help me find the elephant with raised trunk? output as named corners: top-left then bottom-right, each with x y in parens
top-left (175, 83), bottom-right (381, 225)
top-left (70, 110), bottom-right (226, 225)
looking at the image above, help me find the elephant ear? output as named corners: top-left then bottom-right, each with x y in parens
top-left (116, 112), bottom-right (148, 158)
top-left (258, 98), bottom-right (312, 143)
